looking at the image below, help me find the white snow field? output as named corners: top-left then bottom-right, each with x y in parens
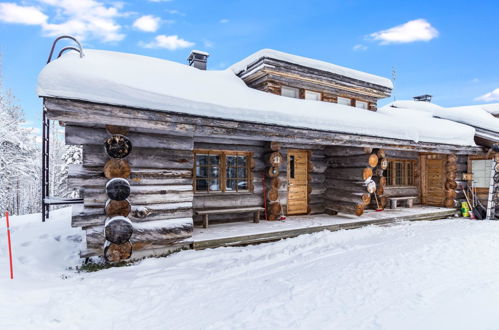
top-left (1, 208), bottom-right (499, 330)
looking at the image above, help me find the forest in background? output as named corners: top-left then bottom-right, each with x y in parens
top-left (0, 62), bottom-right (81, 216)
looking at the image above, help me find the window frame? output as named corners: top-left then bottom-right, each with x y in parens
top-left (193, 149), bottom-right (253, 194)
top-left (355, 100), bottom-right (368, 110)
top-left (386, 159), bottom-right (417, 187)
top-left (468, 155), bottom-right (494, 193)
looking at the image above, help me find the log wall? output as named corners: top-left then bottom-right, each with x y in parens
top-left (65, 124), bottom-right (195, 257)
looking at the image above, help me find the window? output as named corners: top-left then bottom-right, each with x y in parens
top-left (337, 96), bottom-right (351, 106)
top-left (355, 100), bottom-right (368, 110)
top-left (194, 150), bottom-right (252, 193)
top-left (304, 90), bottom-right (321, 101)
top-left (281, 86), bottom-right (299, 98)
top-left (386, 159), bottom-right (416, 186)
top-left (471, 159), bottom-right (493, 188)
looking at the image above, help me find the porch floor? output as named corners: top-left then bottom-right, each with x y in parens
top-left (191, 206), bottom-right (457, 249)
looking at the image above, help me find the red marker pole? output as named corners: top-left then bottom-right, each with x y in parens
top-left (5, 212), bottom-right (14, 279)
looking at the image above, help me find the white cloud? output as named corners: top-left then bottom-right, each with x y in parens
top-left (0, 0), bottom-right (125, 43)
top-left (370, 19), bottom-right (438, 45)
top-left (140, 34), bottom-right (194, 50)
top-left (133, 15), bottom-right (160, 32)
top-left (0, 3), bottom-right (48, 25)
top-left (203, 40), bottom-right (214, 48)
top-left (353, 44), bottom-right (367, 51)
top-left (219, 18), bottom-right (229, 24)
top-left (475, 88), bottom-right (499, 102)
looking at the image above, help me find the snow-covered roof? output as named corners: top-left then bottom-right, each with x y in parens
top-left (230, 49), bottom-right (394, 89)
top-left (448, 103), bottom-right (499, 116)
top-left (37, 49), bottom-right (475, 146)
top-left (381, 100), bottom-right (499, 133)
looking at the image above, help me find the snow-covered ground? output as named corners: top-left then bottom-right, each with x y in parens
top-left (1, 208), bottom-right (499, 330)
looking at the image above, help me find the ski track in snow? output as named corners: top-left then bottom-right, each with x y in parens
top-left (1, 208), bottom-right (499, 329)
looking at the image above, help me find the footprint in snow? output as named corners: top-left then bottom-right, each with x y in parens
top-left (54, 235), bottom-right (61, 242)
top-left (21, 241), bottom-right (31, 247)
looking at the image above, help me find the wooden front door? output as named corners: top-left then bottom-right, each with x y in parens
top-left (287, 150), bottom-right (308, 215)
top-left (422, 157), bottom-right (446, 206)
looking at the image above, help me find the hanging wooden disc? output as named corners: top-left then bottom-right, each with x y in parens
top-left (104, 159), bottom-right (131, 179)
top-left (106, 125), bottom-right (130, 136)
top-left (105, 216), bottom-right (133, 244)
top-left (266, 152), bottom-right (283, 167)
top-left (375, 149), bottom-right (385, 159)
top-left (104, 241), bottom-right (132, 262)
top-left (379, 158), bottom-right (388, 170)
top-left (267, 166), bottom-right (279, 178)
top-left (104, 134), bottom-right (132, 159)
top-left (106, 178), bottom-right (131, 201)
top-left (105, 199), bottom-right (131, 217)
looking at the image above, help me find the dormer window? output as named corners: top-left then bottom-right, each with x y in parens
top-left (355, 100), bottom-right (368, 110)
top-left (281, 86), bottom-right (299, 98)
top-left (305, 90), bottom-right (321, 101)
top-left (337, 97), bottom-right (351, 106)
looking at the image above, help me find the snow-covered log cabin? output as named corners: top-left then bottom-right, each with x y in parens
top-left (37, 41), bottom-right (498, 261)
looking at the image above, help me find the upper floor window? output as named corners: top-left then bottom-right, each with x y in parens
top-left (305, 90), bottom-right (321, 101)
top-left (194, 150), bottom-right (252, 193)
top-left (281, 86), bottom-right (299, 98)
top-left (355, 100), bottom-right (368, 110)
top-left (386, 159), bottom-right (416, 186)
top-left (337, 96), bottom-right (351, 106)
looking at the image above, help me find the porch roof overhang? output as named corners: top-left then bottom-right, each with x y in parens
top-left (43, 97), bottom-right (484, 155)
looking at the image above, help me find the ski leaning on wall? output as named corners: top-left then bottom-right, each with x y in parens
top-left (486, 153), bottom-right (499, 220)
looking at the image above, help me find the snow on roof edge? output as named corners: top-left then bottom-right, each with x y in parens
top-left (229, 48), bottom-right (394, 89)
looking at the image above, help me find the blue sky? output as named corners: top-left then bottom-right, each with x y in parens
top-left (0, 0), bottom-right (498, 129)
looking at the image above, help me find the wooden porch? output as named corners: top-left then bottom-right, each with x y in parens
top-left (190, 206), bottom-right (457, 250)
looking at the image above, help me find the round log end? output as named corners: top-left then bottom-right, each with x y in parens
top-left (269, 202), bottom-right (281, 215)
top-left (106, 125), bottom-right (130, 136)
top-left (366, 180), bottom-right (377, 194)
top-left (445, 180), bottom-right (458, 190)
top-left (104, 134), bottom-right (132, 159)
top-left (447, 154), bottom-right (458, 163)
top-left (104, 159), bottom-right (131, 179)
top-left (361, 193), bottom-right (371, 206)
top-left (368, 154), bottom-right (379, 168)
top-left (105, 199), bottom-right (131, 217)
top-left (267, 152), bottom-right (283, 167)
top-left (104, 241), bottom-right (132, 262)
top-left (106, 178), bottom-right (131, 201)
top-left (444, 198), bottom-right (457, 208)
top-left (267, 188), bottom-right (279, 202)
top-left (379, 158), bottom-right (388, 170)
top-left (105, 216), bottom-right (133, 244)
top-left (355, 204), bottom-right (365, 216)
top-left (362, 167), bottom-right (373, 181)
top-left (271, 177), bottom-right (280, 189)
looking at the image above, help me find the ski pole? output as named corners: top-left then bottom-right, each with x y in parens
top-left (5, 212), bottom-right (14, 279)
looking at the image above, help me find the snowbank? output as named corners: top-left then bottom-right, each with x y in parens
top-left (229, 48), bottom-right (394, 88)
top-left (383, 100), bottom-right (499, 133)
top-left (2, 209), bottom-right (499, 329)
top-left (37, 49), bottom-right (476, 146)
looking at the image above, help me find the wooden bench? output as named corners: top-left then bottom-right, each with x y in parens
top-left (388, 196), bottom-right (417, 209)
top-left (195, 207), bottom-right (265, 228)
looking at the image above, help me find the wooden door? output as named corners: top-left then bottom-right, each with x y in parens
top-left (287, 150), bottom-right (308, 214)
top-left (423, 157), bottom-right (446, 206)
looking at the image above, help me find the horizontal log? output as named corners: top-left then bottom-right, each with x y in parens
top-left (324, 200), bottom-right (364, 216)
top-left (86, 218), bottom-right (193, 249)
top-left (327, 154), bottom-right (378, 168)
top-left (193, 194), bottom-right (263, 209)
top-left (325, 189), bottom-right (370, 205)
top-left (69, 165), bottom-right (192, 187)
top-left (324, 147), bottom-right (373, 157)
top-left (84, 190), bottom-right (193, 207)
top-left (326, 167), bottom-right (373, 181)
top-left (72, 202), bottom-right (193, 228)
top-left (325, 179), bottom-right (373, 193)
top-left (84, 145), bottom-right (193, 169)
top-left (66, 125), bottom-right (194, 149)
